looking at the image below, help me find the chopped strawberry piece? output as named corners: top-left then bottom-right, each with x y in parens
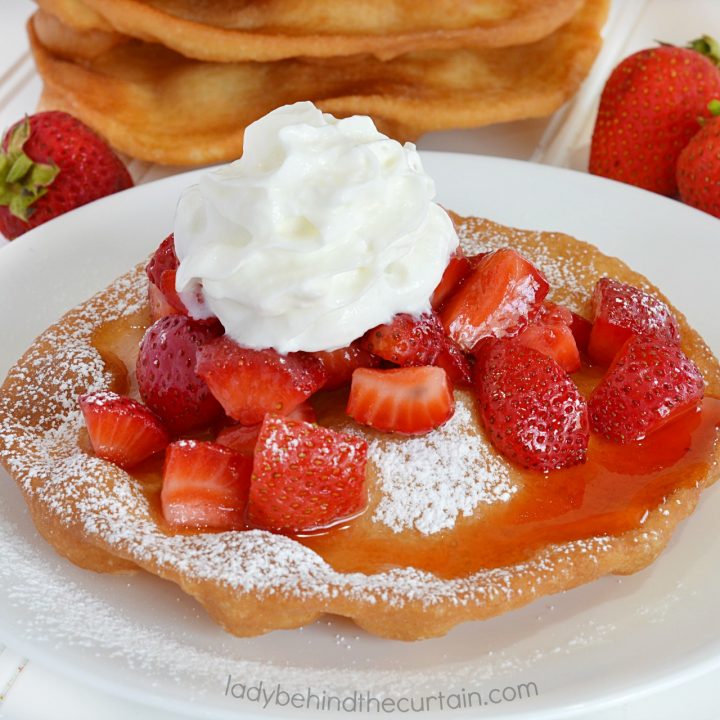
top-left (347, 366), bottom-right (455, 435)
top-left (569, 312), bottom-right (593, 353)
top-left (148, 281), bottom-right (181, 321)
top-left (248, 416), bottom-right (368, 533)
top-left (136, 315), bottom-right (224, 434)
top-left (146, 234), bottom-right (187, 314)
top-left (359, 312), bottom-right (444, 366)
top-left (196, 338), bottom-right (327, 426)
top-left (539, 301), bottom-right (573, 325)
top-left (588, 278), bottom-right (680, 366)
top-left (433, 337), bottom-right (473, 387)
top-left (313, 343), bottom-right (379, 390)
top-left (431, 251), bottom-right (488, 310)
top-left (589, 336), bottom-right (704, 443)
top-left (514, 302), bottom-right (580, 373)
top-left (440, 248), bottom-right (549, 351)
top-left (216, 402), bottom-right (317, 456)
top-left (431, 252), bottom-right (473, 309)
top-left (473, 340), bottom-right (589, 471)
top-left (287, 401), bottom-right (317, 423)
top-left (79, 391), bottom-right (170, 469)
top-left (161, 440), bottom-right (252, 529)
top-left (216, 422), bottom-right (261, 456)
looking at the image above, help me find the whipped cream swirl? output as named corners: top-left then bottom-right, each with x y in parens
top-left (174, 102), bottom-right (458, 353)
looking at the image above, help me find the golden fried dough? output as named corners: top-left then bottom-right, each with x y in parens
top-left (1, 215), bottom-right (718, 641)
top-left (30, 0), bottom-right (608, 165)
top-left (36, 0), bottom-right (585, 61)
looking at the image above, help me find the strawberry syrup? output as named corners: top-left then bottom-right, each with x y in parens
top-left (95, 313), bottom-right (720, 580)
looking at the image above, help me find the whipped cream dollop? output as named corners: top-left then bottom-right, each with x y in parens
top-left (174, 102), bottom-right (458, 353)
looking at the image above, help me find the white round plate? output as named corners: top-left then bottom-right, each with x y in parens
top-left (0, 153), bottom-right (719, 720)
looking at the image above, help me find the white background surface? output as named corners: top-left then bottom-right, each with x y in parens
top-left (1, 1), bottom-right (720, 718)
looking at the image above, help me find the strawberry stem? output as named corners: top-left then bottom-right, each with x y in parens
top-left (0, 117), bottom-right (59, 221)
top-left (709, 99), bottom-right (720, 116)
top-left (686, 35), bottom-right (720, 66)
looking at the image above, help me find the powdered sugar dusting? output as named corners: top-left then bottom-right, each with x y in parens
top-left (368, 398), bottom-right (516, 534)
top-left (0, 218), bottom-right (688, 637)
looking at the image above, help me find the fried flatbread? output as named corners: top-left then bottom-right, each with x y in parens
top-left (1, 215), bottom-right (718, 641)
top-left (29, 0), bottom-right (608, 165)
top-left (35, 0), bottom-right (585, 61)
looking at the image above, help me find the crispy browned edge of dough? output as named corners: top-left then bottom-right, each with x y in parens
top-left (0, 216), bottom-right (718, 641)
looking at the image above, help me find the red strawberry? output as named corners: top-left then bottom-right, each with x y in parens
top-left (148, 281), bottom-right (181, 322)
top-left (216, 422), bottom-right (262, 455)
top-left (440, 248), bottom-right (548, 351)
top-left (313, 343), bottom-right (379, 390)
top-left (0, 112), bottom-right (132, 239)
top-left (431, 251), bottom-right (473, 309)
top-left (569, 312), bottom-right (593, 353)
top-left (346, 365), bottom-right (455, 435)
top-left (216, 402), bottom-right (317, 455)
top-left (433, 337), bottom-right (473, 387)
top-left (514, 302), bottom-right (580, 373)
top-left (196, 338), bottom-right (327, 426)
top-left (589, 37), bottom-right (720, 196)
top-left (79, 390), bottom-right (170, 469)
top-left (677, 102), bottom-right (720, 217)
top-left (161, 440), bottom-right (252, 529)
top-left (588, 278), bottom-right (680, 366)
top-left (359, 312), bottom-right (444, 367)
top-left (248, 415), bottom-right (367, 533)
top-left (146, 234), bottom-right (187, 314)
top-left (136, 315), bottom-right (224, 433)
top-left (473, 340), bottom-right (589, 471)
top-left (588, 336), bottom-right (704, 443)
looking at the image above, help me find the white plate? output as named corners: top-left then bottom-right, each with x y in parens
top-left (0, 153), bottom-right (719, 720)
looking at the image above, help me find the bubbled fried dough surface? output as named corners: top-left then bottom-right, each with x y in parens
top-left (35, 0), bottom-right (585, 61)
top-left (29, 0), bottom-right (608, 165)
top-left (0, 216), bottom-right (718, 641)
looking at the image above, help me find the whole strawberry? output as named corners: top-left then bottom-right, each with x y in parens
top-left (676, 101), bottom-right (720, 217)
top-left (0, 111), bottom-right (132, 239)
top-left (589, 36), bottom-right (720, 196)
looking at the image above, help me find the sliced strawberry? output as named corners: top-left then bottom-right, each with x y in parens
top-left (136, 315), bottom-right (224, 434)
top-left (359, 312), bottom-right (444, 366)
top-left (440, 248), bottom-right (549, 351)
top-left (216, 422), bottom-right (261, 456)
top-left (539, 301), bottom-right (573, 325)
top-left (148, 281), bottom-right (180, 322)
top-left (588, 336), bottom-right (704, 443)
top-left (431, 252), bottom-right (473, 309)
top-left (161, 440), bottom-right (252, 529)
top-left (248, 415), bottom-right (367, 533)
top-left (196, 338), bottom-right (327, 426)
top-left (347, 365), bottom-right (455, 435)
top-left (215, 401), bottom-right (317, 456)
top-left (313, 343), bottom-right (379, 391)
top-left (569, 312), bottom-right (593, 354)
top-left (473, 340), bottom-right (589, 471)
top-left (146, 234), bottom-right (187, 314)
top-left (433, 337), bottom-right (473, 387)
top-left (431, 251), bottom-right (488, 310)
top-left (514, 302), bottom-right (580, 373)
top-left (79, 391), bottom-right (170, 469)
top-left (145, 234), bottom-right (176, 286)
top-left (287, 401), bottom-right (317, 424)
top-left (588, 278), bottom-right (680, 366)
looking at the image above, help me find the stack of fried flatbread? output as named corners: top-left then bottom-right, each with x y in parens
top-left (28, 0), bottom-right (609, 165)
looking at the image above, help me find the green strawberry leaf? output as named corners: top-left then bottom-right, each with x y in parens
top-left (687, 35), bottom-right (720, 66)
top-left (0, 116), bottom-right (60, 221)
